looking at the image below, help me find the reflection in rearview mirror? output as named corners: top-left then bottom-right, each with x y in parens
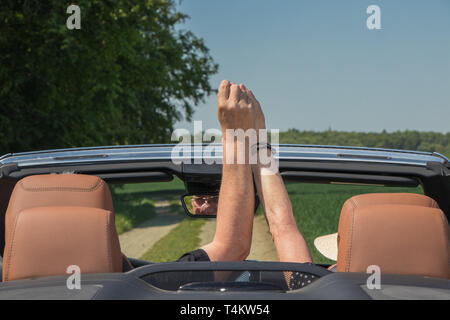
top-left (182, 194), bottom-right (219, 217)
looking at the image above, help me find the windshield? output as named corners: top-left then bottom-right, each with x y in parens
top-left (113, 178), bottom-right (422, 265)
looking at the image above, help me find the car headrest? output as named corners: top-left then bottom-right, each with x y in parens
top-left (336, 204), bottom-right (449, 279)
top-left (4, 174), bottom-right (113, 243)
top-left (3, 206), bottom-right (122, 281)
top-left (314, 193), bottom-right (440, 262)
top-left (341, 193), bottom-right (439, 212)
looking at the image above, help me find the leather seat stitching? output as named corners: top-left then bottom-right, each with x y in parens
top-left (5, 213), bottom-right (23, 281)
top-left (346, 207), bottom-right (355, 272)
top-left (106, 212), bottom-right (114, 272)
top-left (19, 179), bottom-right (103, 192)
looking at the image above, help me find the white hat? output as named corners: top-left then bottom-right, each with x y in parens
top-left (314, 233), bottom-right (338, 261)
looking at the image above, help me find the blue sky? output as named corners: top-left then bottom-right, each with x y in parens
top-left (174, 0), bottom-right (450, 133)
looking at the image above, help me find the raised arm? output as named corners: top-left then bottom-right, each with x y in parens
top-left (201, 80), bottom-right (256, 261)
top-left (245, 87), bottom-right (313, 263)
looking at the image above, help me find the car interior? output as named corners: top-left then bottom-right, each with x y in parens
top-left (0, 172), bottom-right (448, 286)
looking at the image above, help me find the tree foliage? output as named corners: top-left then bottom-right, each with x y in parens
top-left (0, 0), bottom-right (218, 155)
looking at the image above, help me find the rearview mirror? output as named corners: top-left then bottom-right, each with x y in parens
top-left (181, 193), bottom-right (260, 218)
top-left (181, 194), bottom-right (219, 218)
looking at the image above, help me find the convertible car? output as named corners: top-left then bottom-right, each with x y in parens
top-left (0, 144), bottom-right (448, 300)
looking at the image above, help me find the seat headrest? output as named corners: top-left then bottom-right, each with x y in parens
top-left (336, 204), bottom-right (449, 279)
top-left (5, 174), bottom-right (113, 242)
top-left (341, 193), bottom-right (439, 212)
top-left (314, 193), bottom-right (440, 262)
top-left (3, 206), bottom-right (122, 281)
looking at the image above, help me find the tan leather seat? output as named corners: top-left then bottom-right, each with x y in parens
top-left (340, 193), bottom-right (439, 214)
top-left (4, 174), bottom-right (114, 243)
top-left (319, 193), bottom-right (439, 268)
top-left (3, 174), bottom-right (130, 281)
top-left (336, 194), bottom-right (449, 278)
top-left (3, 206), bottom-right (122, 281)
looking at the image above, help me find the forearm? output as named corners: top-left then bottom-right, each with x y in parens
top-left (202, 139), bottom-right (255, 261)
top-left (252, 151), bottom-right (312, 263)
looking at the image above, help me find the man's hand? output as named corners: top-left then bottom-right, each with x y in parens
top-left (240, 84), bottom-right (268, 148)
top-left (241, 84), bottom-right (266, 132)
top-left (217, 80), bottom-right (256, 132)
top-left (246, 86), bottom-right (313, 264)
top-left (201, 79), bottom-right (256, 262)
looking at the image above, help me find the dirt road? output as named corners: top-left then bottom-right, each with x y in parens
top-left (119, 201), bottom-right (183, 259)
top-left (120, 201), bottom-right (278, 261)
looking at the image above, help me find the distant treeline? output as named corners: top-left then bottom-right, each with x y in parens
top-left (277, 129), bottom-right (450, 159)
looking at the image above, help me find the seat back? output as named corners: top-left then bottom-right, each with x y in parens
top-left (3, 174), bottom-right (125, 281)
top-left (336, 203), bottom-right (449, 278)
top-left (3, 206), bottom-right (122, 281)
top-left (4, 174), bottom-right (113, 243)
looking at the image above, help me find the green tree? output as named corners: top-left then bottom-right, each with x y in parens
top-left (279, 129), bottom-right (450, 159)
top-left (0, 0), bottom-right (218, 155)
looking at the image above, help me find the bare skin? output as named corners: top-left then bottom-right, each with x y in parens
top-left (198, 80), bottom-right (311, 264)
top-left (191, 196), bottom-right (218, 216)
top-left (242, 85), bottom-right (313, 264)
top-left (201, 80), bottom-right (256, 262)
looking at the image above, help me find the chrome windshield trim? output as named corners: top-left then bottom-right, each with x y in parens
top-left (0, 144), bottom-right (445, 168)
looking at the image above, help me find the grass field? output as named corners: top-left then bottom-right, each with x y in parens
top-left (140, 218), bottom-right (206, 262)
top-left (286, 183), bottom-right (422, 264)
top-left (111, 178), bottom-right (422, 264)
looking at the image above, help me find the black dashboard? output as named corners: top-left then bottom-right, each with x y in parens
top-left (0, 261), bottom-right (448, 300)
